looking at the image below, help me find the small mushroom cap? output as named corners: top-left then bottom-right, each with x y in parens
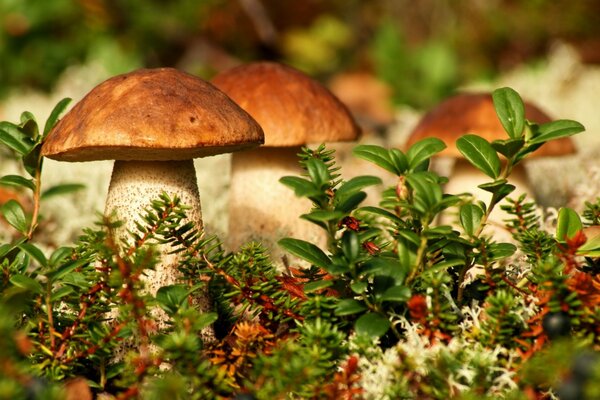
top-left (406, 92), bottom-right (576, 158)
top-left (42, 68), bottom-right (264, 161)
top-left (211, 62), bottom-right (360, 147)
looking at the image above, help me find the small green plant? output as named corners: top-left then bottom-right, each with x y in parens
top-left (1, 87), bottom-right (599, 399)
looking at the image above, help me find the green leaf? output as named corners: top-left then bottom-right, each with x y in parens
top-left (41, 183), bottom-right (85, 199)
top-left (43, 97), bottom-right (72, 137)
top-left (156, 284), bottom-right (189, 315)
top-left (301, 210), bottom-right (344, 223)
top-left (351, 281), bottom-right (368, 294)
top-left (303, 280), bottom-right (333, 293)
top-left (406, 137), bottom-right (446, 170)
top-left (50, 286), bottom-right (74, 302)
top-left (353, 145), bottom-right (399, 175)
top-left (556, 207), bottom-right (582, 242)
top-left (20, 112), bottom-right (39, 140)
top-left (0, 122), bottom-right (34, 155)
top-left (460, 204), bottom-right (484, 237)
top-left (380, 285), bottom-right (411, 303)
top-left (335, 176), bottom-right (382, 199)
top-left (491, 138), bottom-right (525, 159)
top-left (335, 191), bottom-right (367, 213)
top-left (357, 206), bottom-right (403, 224)
top-left (406, 172), bottom-right (442, 214)
top-left (305, 158), bottom-right (331, 187)
top-left (492, 87), bottom-right (525, 138)
top-left (528, 120), bottom-right (585, 145)
top-left (278, 238), bottom-right (332, 269)
top-left (48, 246), bottom-right (73, 267)
top-left (1, 200), bottom-right (28, 234)
top-left (478, 179), bottom-right (508, 194)
top-left (456, 135), bottom-right (501, 179)
top-left (389, 149), bottom-right (410, 173)
top-left (279, 176), bottom-right (320, 198)
top-left (487, 242), bottom-right (517, 261)
top-left (0, 175), bottom-right (35, 191)
top-left (23, 144), bottom-right (42, 178)
top-left (341, 230), bottom-right (360, 261)
top-left (355, 312), bottom-right (390, 338)
top-left (10, 274), bottom-right (43, 294)
top-left (18, 243), bottom-right (47, 267)
top-left (335, 299), bottom-right (367, 316)
top-left (45, 259), bottom-right (88, 282)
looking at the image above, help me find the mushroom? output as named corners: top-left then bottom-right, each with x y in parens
top-left (211, 62), bottom-right (360, 265)
top-left (41, 68), bottom-right (264, 333)
top-left (404, 92), bottom-right (576, 230)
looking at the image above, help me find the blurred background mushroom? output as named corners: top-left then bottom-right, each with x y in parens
top-left (41, 67), bottom-right (264, 334)
top-left (211, 61), bottom-right (360, 266)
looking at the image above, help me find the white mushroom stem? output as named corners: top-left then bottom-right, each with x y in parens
top-left (105, 160), bottom-right (212, 337)
top-left (228, 146), bottom-right (327, 268)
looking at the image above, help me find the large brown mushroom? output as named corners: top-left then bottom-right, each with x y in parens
top-left (405, 92), bottom-right (576, 229)
top-left (211, 62), bottom-right (360, 264)
top-left (42, 68), bottom-right (264, 333)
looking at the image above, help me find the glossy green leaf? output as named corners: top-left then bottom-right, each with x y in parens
top-left (43, 97), bottom-right (72, 137)
top-left (406, 137), bottom-right (446, 170)
top-left (48, 246), bottom-right (73, 267)
top-left (380, 285), bottom-right (411, 303)
top-left (460, 204), bottom-right (484, 237)
top-left (491, 138), bottom-right (525, 159)
top-left (456, 135), bottom-right (501, 178)
top-left (406, 172), bottom-right (442, 214)
top-left (1, 199), bottom-right (28, 234)
top-left (10, 274), bottom-right (43, 294)
top-left (478, 179), bottom-right (508, 194)
top-left (156, 284), bottom-right (189, 315)
top-left (279, 176), bottom-right (320, 197)
top-left (492, 87), bottom-right (525, 138)
top-left (335, 176), bottom-right (382, 199)
top-left (353, 145), bottom-right (398, 175)
top-left (335, 191), bottom-right (367, 213)
top-left (305, 158), bottom-right (331, 187)
top-left (278, 238), bottom-right (332, 269)
top-left (303, 280), bottom-right (333, 293)
top-left (335, 299), bottom-right (367, 316)
top-left (486, 242), bottom-right (517, 261)
top-left (45, 259), bottom-right (88, 282)
top-left (389, 148), bottom-right (410, 173)
top-left (350, 281), bottom-right (368, 294)
top-left (355, 312), bottom-right (391, 338)
top-left (357, 206), bottom-right (403, 224)
top-left (41, 183), bottom-right (85, 199)
top-left (50, 286), bottom-right (74, 302)
top-left (0, 175), bottom-right (35, 191)
top-left (0, 122), bottom-right (34, 155)
top-left (556, 207), bottom-right (582, 242)
top-left (301, 210), bottom-right (344, 224)
top-left (20, 112), bottom-right (39, 140)
top-left (341, 230), bottom-right (360, 261)
top-left (528, 120), bottom-right (585, 145)
top-left (18, 243), bottom-right (47, 267)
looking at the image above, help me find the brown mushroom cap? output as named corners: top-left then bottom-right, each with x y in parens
top-left (211, 62), bottom-right (361, 146)
top-left (405, 92), bottom-right (576, 158)
top-left (41, 68), bottom-right (264, 161)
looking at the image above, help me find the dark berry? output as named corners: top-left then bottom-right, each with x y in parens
top-left (542, 311), bottom-right (571, 340)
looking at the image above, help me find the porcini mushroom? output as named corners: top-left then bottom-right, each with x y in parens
top-left (405, 92), bottom-right (576, 229)
top-left (41, 68), bottom-right (264, 332)
top-left (211, 62), bottom-right (360, 264)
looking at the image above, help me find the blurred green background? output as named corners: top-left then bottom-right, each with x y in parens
top-left (1, 0), bottom-right (600, 108)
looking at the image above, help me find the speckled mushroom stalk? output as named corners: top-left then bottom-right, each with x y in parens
top-left (212, 62), bottom-right (361, 266)
top-left (41, 68), bottom-right (264, 339)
